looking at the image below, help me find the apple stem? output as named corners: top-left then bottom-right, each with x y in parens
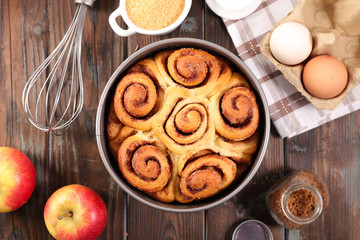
top-left (57, 212), bottom-right (73, 220)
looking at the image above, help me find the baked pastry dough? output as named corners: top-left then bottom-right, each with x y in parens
top-left (211, 72), bottom-right (259, 141)
top-left (175, 146), bottom-right (237, 203)
top-left (117, 132), bottom-right (175, 202)
top-left (106, 48), bottom-right (261, 203)
top-left (114, 58), bottom-right (166, 130)
top-left (107, 102), bottom-right (138, 159)
top-left (210, 57), bottom-right (233, 96)
top-left (154, 49), bottom-right (176, 85)
top-left (152, 86), bottom-right (215, 155)
top-left (215, 129), bottom-right (260, 165)
top-left (155, 48), bottom-right (221, 97)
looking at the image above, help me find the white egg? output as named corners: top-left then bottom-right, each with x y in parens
top-left (269, 22), bottom-right (313, 65)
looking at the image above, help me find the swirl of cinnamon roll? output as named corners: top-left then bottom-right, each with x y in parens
top-left (152, 87), bottom-right (215, 155)
top-left (155, 48), bottom-right (221, 97)
top-left (174, 145), bottom-right (254, 203)
top-left (114, 58), bottom-right (166, 131)
top-left (118, 133), bottom-right (175, 201)
top-left (211, 72), bottom-right (259, 141)
top-left (177, 154), bottom-right (236, 201)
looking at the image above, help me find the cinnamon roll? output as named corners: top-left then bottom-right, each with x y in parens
top-left (155, 48), bottom-right (221, 96)
top-left (114, 58), bottom-right (166, 131)
top-left (152, 86), bottom-right (215, 155)
top-left (117, 132), bottom-right (175, 202)
top-left (211, 72), bottom-right (259, 141)
top-left (176, 150), bottom-right (237, 202)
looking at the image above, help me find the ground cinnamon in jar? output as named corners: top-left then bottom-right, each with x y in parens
top-left (126, 0), bottom-right (185, 30)
top-left (266, 169), bottom-right (330, 229)
top-left (288, 188), bottom-right (317, 217)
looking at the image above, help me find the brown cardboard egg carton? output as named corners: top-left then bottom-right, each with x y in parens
top-left (260, 0), bottom-right (360, 110)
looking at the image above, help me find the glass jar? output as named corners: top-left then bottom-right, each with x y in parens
top-left (266, 169), bottom-right (330, 229)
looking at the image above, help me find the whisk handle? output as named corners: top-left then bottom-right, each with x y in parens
top-left (75, 0), bottom-right (95, 7)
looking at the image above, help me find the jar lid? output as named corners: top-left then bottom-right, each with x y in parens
top-left (205, 0), bottom-right (262, 20)
top-left (232, 219), bottom-right (273, 240)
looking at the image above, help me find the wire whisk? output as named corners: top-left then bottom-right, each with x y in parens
top-left (22, 0), bottom-right (95, 135)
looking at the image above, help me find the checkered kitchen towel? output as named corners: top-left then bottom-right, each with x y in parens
top-left (222, 0), bottom-right (360, 138)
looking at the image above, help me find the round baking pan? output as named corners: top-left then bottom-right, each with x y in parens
top-left (96, 38), bottom-right (270, 212)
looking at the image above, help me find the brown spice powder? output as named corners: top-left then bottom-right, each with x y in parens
top-left (266, 169), bottom-right (330, 229)
top-left (288, 189), bottom-right (317, 217)
top-left (126, 0), bottom-right (185, 30)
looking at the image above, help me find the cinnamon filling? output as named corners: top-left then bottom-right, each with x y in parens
top-left (186, 168), bottom-right (222, 194)
top-left (178, 154), bottom-right (237, 200)
top-left (165, 102), bottom-right (208, 144)
top-left (168, 49), bottom-right (216, 88)
top-left (117, 73), bottom-right (157, 120)
top-left (123, 83), bottom-right (150, 118)
top-left (131, 145), bottom-right (166, 181)
top-left (174, 106), bottom-right (203, 134)
top-left (175, 56), bottom-right (208, 86)
top-left (128, 62), bottom-right (159, 89)
top-left (220, 88), bottom-right (254, 128)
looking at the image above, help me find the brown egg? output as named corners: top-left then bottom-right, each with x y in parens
top-left (302, 55), bottom-right (348, 99)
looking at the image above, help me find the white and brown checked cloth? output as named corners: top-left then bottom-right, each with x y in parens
top-left (222, 0), bottom-right (360, 138)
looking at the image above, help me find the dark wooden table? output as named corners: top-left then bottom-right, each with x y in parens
top-left (1, 0), bottom-right (359, 239)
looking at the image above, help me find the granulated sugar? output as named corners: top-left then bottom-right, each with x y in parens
top-left (126, 0), bottom-right (185, 30)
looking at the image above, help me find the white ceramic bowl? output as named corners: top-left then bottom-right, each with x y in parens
top-left (109, 0), bottom-right (192, 36)
top-left (205, 0), bottom-right (261, 20)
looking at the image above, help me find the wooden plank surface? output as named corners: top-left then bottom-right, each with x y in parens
top-left (3, 0), bottom-right (49, 239)
top-left (0, 0), bottom-right (359, 240)
top-left (0, 0), bottom-right (13, 238)
top-left (285, 111), bottom-right (360, 240)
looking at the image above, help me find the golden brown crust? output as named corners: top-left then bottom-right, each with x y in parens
top-left (178, 154), bottom-right (237, 201)
top-left (210, 57), bottom-right (233, 96)
top-left (106, 101), bottom-right (138, 159)
top-left (114, 58), bottom-right (167, 131)
top-left (211, 72), bottom-right (259, 141)
top-left (107, 101), bottom-right (124, 140)
top-left (155, 48), bottom-right (221, 97)
top-left (152, 86), bottom-right (215, 155)
top-left (154, 49), bottom-right (176, 86)
top-left (106, 48), bottom-right (261, 204)
top-left (117, 133), bottom-right (175, 202)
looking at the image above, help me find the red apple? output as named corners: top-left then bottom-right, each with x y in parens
top-left (0, 147), bottom-right (36, 213)
top-left (44, 184), bottom-right (107, 240)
